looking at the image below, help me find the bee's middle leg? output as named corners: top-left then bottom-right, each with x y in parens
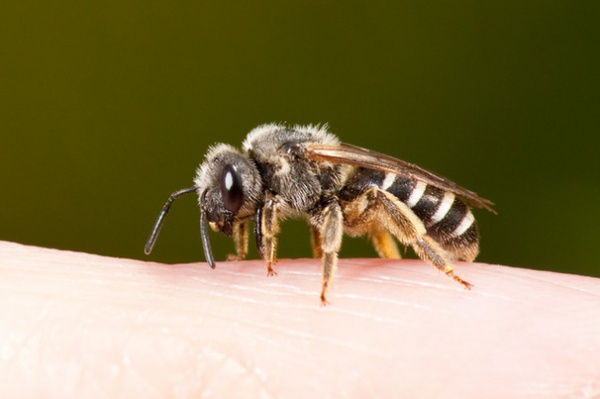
top-left (309, 226), bottom-right (323, 258)
top-left (317, 201), bottom-right (343, 305)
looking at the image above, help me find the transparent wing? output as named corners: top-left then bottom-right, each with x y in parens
top-left (304, 142), bottom-right (495, 213)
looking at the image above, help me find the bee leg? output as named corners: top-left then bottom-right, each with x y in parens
top-left (375, 189), bottom-right (472, 289)
top-left (317, 201), bottom-right (343, 305)
top-left (309, 226), bottom-right (323, 258)
top-left (227, 221), bottom-right (248, 261)
top-left (413, 236), bottom-right (473, 289)
top-left (369, 229), bottom-right (401, 259)
top-left (258, 193), bottom-right (280, 277)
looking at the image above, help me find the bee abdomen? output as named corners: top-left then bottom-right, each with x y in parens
top-left (340, 168), bottom-right (479, 260)
top-left (380, 172), bottom-right (479, 260)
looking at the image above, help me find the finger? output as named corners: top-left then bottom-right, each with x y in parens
top-left (1, 241), bottom-right (599, 398)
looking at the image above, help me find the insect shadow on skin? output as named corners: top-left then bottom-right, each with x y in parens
top-left (145, 123), bottom-right (495, 305)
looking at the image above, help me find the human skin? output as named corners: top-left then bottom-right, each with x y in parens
top-left (1, 240), bottom-right (599, 398)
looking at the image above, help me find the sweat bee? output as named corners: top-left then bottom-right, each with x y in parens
top-left (145, 123), bottom-right (495, 304)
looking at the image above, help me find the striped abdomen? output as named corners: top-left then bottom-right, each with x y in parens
top-left (341, 168), bottom-right (479, 261)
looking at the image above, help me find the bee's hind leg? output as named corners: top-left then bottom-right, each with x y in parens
top-left (369, 229), bottom-right (401, 259)
top-left (374, 188), bottom-right (472, 289)
top-left (413, 235), bottom-right (473, 289)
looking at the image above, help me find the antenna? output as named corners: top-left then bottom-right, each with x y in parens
top-left (144, 187), bottom-right (197, 255)
top-left (199, 189), bottom-right (216, 268)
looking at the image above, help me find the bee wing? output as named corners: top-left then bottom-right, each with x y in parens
top-left (304, 143), bottom-right (495, 213)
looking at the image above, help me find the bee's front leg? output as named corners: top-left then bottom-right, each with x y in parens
top-left (227, 221), bottom-right (248, 261)
top-left (316, 201), bottom-right (344, 305)
top-left (255, 192), bottom-right (280, 276)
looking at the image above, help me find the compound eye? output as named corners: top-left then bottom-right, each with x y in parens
top-left (220, 164), bottom-right (244, 213)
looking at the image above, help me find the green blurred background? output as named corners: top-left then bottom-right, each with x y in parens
top-left (1, 1), bottom-right (598, 276)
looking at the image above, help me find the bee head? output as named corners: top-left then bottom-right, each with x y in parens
top-left (144, 143), bottom-right (262, 269)
top-left (194, 144), bottom-right (262, 236)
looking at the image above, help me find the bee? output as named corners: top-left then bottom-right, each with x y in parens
top-left (145, 123), bottom-right (495, 304)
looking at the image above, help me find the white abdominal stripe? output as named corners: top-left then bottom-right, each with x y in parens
top-left (379, 174), bottom-right (476, 240)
